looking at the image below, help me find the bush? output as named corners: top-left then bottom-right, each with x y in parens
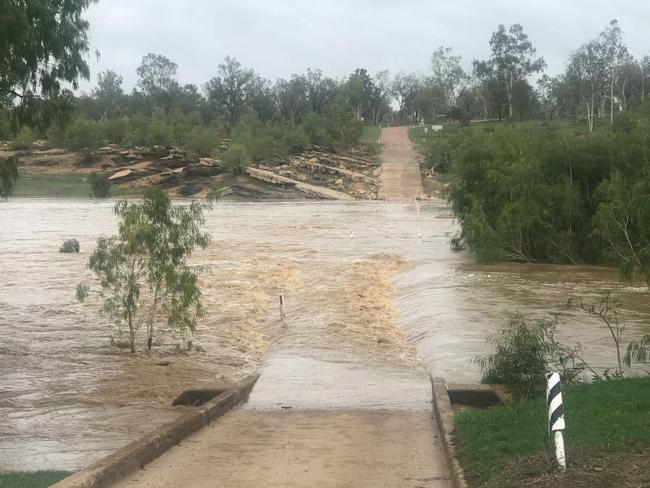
top-left (477, 313), bottom-right (548, 398)
top-left (46, 124), bottom-right (66, 147)
top-left (10, 127), bottom-right (34, 151)
top-left (145, 119), bottom-right (173, 147)
top-left (280, 125), bottom-right (308, 155)
top-left (66, 119), bottom-right (102, 162)
top-left (0, 110), bottom-right (11, 140)
top-left (231, 120), bottom-right (276, 162)
top-left (59, 238), bottom-right (80, 253)
top-left (184, 127), bottom-right (218, 157)
top-left (89, 173), bottom-right (112, 198)
top-left (303, 113), bottom-right (333, 148)
top-left (0, 156), bottom-right (19, 200)
top-left (102, 117), bottom-right (129, 143)
top-left (221, 143), bottom-right (250, 175)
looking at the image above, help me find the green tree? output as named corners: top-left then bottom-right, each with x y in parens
top-left (65, 118), bottom-right (102, 161)
top-left (136, 53), bottom-right (178, 113)
top-left (10, 126), bottom-right (34, 150)
top-left (77, 189), bottom-right (210, 353)
top-left (431, 46), bottom-right (467, 109)
top-left (205, 56), bottom-right (254, 126)
top-left (475, 24), bottom-right (545, 120)
top-left (88, 172), bottom-right (111, 198)
top-left (93, 70), bottom-right (125, 118)
top-left (221, 143), bottom-right (250, 174)
top-left (0, 0), bottom-right (97, 126)
top-left (304, 68), bottom-right (338, 114)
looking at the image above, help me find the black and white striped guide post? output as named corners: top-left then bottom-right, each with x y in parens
top-left (546, 372), bottom-right (566, 471)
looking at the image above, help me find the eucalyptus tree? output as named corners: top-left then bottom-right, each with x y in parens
top-left (305, 69), bottom-right (338, 114)
top-left (77, 189), bottom-right (211, 353)
top-left (431, 46), bottom-right (467, 109)
top-left (391, 73), bottom-right (421, 123)
top-left (368, 70), bottom-right (392, 125)
top-left (274, 75), bottom-right (309, 124)
top-left (136, 53), bottom-right (178, 113)
top-left (246, 75), bottom-right (276, 122)
top-left (475, 24), bottom-right (545, 120)
top-left (93, 70), bottom-right (125, 119)
top-left (205, 56), bottom-right (254, 126)
top-left (0, 0), bottom-right (97, 127)
top-left (598, 20), bottom-right (632, 124)
top-left (566, 39), bottom-right (607, 132)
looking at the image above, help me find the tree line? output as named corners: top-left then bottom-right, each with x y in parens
top-left (3, 10), bottom-right (649, 143)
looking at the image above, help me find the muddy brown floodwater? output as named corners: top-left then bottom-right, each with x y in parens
top-left (1, 199), bottom-right (649, 472)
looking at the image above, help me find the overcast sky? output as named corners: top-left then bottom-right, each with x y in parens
top-left (80, 0), bottom-right (650, 92)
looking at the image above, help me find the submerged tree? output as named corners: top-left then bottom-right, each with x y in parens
top-left (0, 156), bottom-right (18, 200)
top-left (77, 188), bottom-right (210, 353)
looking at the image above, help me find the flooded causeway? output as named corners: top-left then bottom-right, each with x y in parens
top-left (1, 199), bottom-right (648, 471)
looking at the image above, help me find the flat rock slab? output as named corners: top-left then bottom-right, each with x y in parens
top-left (113, 410), bottom-right (451, 488)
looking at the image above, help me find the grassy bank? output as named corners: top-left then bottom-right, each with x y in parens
top-left (361, 125), bottom-right (380, 144)
top-left (13, 173), bottom-right (137, 198)
top-left (0, 471), bottom-right (71, 488)
top-left (454, 377), bottom-right (650, 487)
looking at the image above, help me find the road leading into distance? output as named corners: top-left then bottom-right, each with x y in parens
top-left (378, 126), bottom-right (425, 200)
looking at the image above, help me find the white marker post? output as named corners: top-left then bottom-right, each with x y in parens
top-left (278, 293), bottom-right (286, 324)
top-left (546, 372), bottom-right (566, 472)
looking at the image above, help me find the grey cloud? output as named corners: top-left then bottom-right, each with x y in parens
top-left (79, 0), bottom-right (650, 92)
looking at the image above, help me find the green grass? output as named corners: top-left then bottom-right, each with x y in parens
top-left (13, 173), bottom-right (91, 198)
top-left (454, 377), bottom-right (650, 484)
top-left (0, 471), bottom-right (71, 488)
top-left (13, 173), bottom-right (137, 198)
top-left (361, 125), bottom-right (380, 144)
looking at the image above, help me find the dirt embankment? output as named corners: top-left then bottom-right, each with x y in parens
top-left (0, 141), bottom-right (383, 200)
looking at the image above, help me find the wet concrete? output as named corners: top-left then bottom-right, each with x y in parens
top-left (113, 410), bottom-right (451, 488)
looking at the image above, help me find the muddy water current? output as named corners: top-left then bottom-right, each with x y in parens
top-left (1, 199), bottom-right (649, 471)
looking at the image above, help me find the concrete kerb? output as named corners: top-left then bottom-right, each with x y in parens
top-left (51, 373), bottom-right (260, 488)
top-left (430, 376), bottom-right (469, 488)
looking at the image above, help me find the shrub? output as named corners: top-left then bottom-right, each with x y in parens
top-left (0, 156), bottom-right (19, 200)
top-left (477, 313), bottom-right (548, 398)
top-left (89, 173), bottom-right (112, 198)
top-left (59, 238), bottom-right (80, 253)
top-left (46, 124), bottom-right (66, 147)
top-left (102, 117), bottom-right (129, 143)
top-left (184, 127), bottom-right (218, 157)
top-left (303, 113), bottom-right (332, 148)
top-left (145, 119), bottom-right (173, 147)
top-left (221, 143), bottom-right (250, 175)
top-left (0, 111), bottom-right (11, 140)
top-left (10, 127), bottom-right (34, 151)
top-left (280, 125), bottom-right (308, 155)
top-left (66, 119), bottom-right (102, 163)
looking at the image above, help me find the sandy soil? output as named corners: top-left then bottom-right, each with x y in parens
top-left (113, 410), bottom-right (451, 488)
top-left (378, 127), bottom-right (425, 201)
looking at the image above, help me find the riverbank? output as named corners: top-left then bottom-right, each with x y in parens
top-left (454, 377), bottom-right (650, 487)
top-left (1, 130), bottom-right (386, 201)
top-left (0, 471), bottom-right (70, 488)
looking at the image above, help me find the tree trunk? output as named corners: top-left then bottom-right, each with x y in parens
top-left (128, 311), bottom-right (136, 353)
top-left (610, 73), bottom-right (615, 126)
top-left (642, 64), bottom-right (645, 103)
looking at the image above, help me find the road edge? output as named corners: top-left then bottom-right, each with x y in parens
top-left (51, 374), bottom-right (260, 488)
top-left (430, 376), bottom-right (469, 488)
